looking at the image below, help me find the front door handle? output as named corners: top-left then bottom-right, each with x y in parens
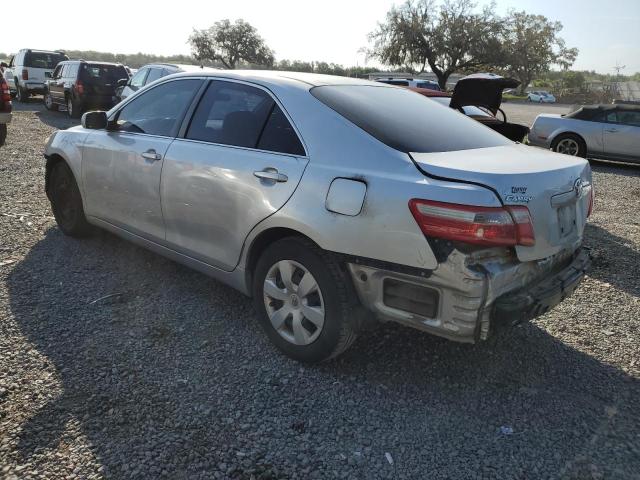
top-left (254, 168), bottom-right (288, 183)
top-left (605, 129), bottom-right (618, 133)
top-left (141, 149), bottom-right (162, 161)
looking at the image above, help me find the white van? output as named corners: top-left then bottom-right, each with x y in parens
top-left (5, 49), bottom-right (68, 102)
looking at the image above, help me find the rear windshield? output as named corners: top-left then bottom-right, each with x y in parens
top-left (24, 51), bottom-right (68, 69)
top-left (311, 85), bottom-right (512, 153)
top-left (81, 64), bottom-right (129, 85)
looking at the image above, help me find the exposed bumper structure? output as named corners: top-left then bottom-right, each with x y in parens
top-left (348, 247), bottom-right (590, 343)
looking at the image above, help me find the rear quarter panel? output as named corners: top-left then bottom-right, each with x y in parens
top-left (531, 116), bottom-right (604, 155)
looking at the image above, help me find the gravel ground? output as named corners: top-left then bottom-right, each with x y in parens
top-left (1, 100), bottom-right (639, 480)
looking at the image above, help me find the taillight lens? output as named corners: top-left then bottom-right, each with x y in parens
top-left (0, 79), bottom-right (11, 111)
top-left (587, 185), bottom-right (594, 217)
top-left (75, 80), bottom-right (84, 95)
top-left (409, 199), bottom-right (535, 247)
top-left (21, 69), bottom-right (28, 80)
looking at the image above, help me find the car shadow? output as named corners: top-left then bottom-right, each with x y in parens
top-left (590, 159), bottom-right (640, 177)
top-left (6, 227), bottom-right (640, 478)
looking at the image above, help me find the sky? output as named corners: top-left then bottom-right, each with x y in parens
top-left (2, 0), bottom-right (639, 74)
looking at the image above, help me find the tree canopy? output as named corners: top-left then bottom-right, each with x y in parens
top-left (189, 19), bottom-right (274, 69)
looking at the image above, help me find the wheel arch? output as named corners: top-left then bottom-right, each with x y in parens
top-left (549, 130), bottom-right (586, 148)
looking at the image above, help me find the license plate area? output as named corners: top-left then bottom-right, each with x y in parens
top-left (557, 205), bottom-right (577, 238)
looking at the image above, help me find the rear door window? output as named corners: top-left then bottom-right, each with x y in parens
top-left (130, 68), bottom-right (148, 88)
top-left (145, 68), bottom-right (164, 85)
top-left (67, 63), bottom-right (79, 79)
top-left (186, 80), bottom-right (274, 148)
top-left (257, 105), bottom-right (305, 155)
top-left (115, 79), bottom-right (202, 137)
top-left (617, 110), bottom-right (640, 127)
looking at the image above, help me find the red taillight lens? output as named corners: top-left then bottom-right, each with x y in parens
top-left (21, 69), bottom-right (28, 80)
top-left (75, 80), bottom-right (84, 95)
top-left (587, 185), bottom-right (594, 217)
top-left (409, 199), bottom-right (535, 247)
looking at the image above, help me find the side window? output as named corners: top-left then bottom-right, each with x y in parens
top-left (52, 65), bottom-right (63, 79)
top-left (257, 105), bottom-right (305, 155)
top-left (130, 68), bottom-right (148, 88)
top-left (617, 110), bottom-right (640, 127)
top-left (115, 79), bottom-right (201, 137)
top-left (60, 65), bottom-right (69, 78)
top-left (68, 63), bottom-right (79, 79)
top-left (186, 81), bottom-right (274, 148)
top-left (144, 68), bottom-right (164, 85)
top-left (606, 111), bottom-right (618, 123)
top-left (8, 56), bottom-right (14, 68)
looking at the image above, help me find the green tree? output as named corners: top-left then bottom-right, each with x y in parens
top-left (501, 11), bottom-right (578, 94)
top-left (189, 19), bottom-right (274, 69)
top-left (368, 0), bottom-right (504, 89)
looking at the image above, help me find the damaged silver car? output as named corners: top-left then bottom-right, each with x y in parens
top-left (44, 71), bottom-right (593, 362)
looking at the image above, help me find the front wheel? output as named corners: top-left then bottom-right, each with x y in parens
top-left (16, 86), bottom-right (28, 103)
top-left (253, 237), bottom-right (357, 362)
top-left (48, 161), bottom-right (92, 236)
top-left (551, 133), bottom-right (587, 158)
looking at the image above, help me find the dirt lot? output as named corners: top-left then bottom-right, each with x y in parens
top-left (1, 99), bottom-right (639, 480)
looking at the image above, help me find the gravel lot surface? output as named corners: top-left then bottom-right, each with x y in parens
top-left (1, 99), bottom-right (639, 479)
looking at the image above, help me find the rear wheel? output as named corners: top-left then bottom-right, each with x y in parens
top-left (551, 133), bottom-right (586, 158)
top-left (16, 86), bottom-right (28, 103)
top-left (48, 161), bottom-right (92, 236)
top-left (44, 92), bottom-right (58, 111)
top-left (0, 124), bottom-right (6, 146)
top-left (253, 237), bottom-right (357, 362)
top-left (67, 96), bottom-right (81, 118)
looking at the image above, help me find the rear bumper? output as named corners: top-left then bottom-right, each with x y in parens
top-left (348, 246), bottom-right (590, 343)
top-left (492, 247), bottom-right (590, 324)
top-left (24, 82), bottom-right (46, 94)
top-left (78, 94), bottom-right (118, 110)
top-left (526, 133), bottom-right (552, 149)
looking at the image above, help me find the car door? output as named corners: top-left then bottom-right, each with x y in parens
top-left (48, 64), bottom-right (63, 103)
top-left (82, 78), bottom-right (203, 242)
top-left (602, 109), bottom-right (640, 161)
top-left (161, 79), bottom-right (309, 271)
top-left (121, 67), bottom-right (149, 100)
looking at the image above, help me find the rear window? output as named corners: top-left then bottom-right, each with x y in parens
top-left (311, 85), bottom-right (512, 153)
top-left (24, 51), bottom-right (68, 69)
top-left (81, 64), bottom-right (128, 85)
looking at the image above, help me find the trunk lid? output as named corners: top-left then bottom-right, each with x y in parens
top-left (411, 144), bottom-right (592, 261)
top-left (450, 73), bottom-right (520, 115)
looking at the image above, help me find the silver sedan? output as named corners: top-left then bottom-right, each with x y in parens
top-left (44, 71), bottom-right (592, 361)
top-left (528, 104), bottom-right (640, 163)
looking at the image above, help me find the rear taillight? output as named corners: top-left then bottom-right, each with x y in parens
top-left (75, 80), bottom-right (84, 95)
top-left (21, 69), bottom-right (28, 81)
top-left (409, 199), bottom-right (535, 247)
top-left (0, 79), bottom-right (11, 111)
top-left (587, 186), bottom-right (594, 217)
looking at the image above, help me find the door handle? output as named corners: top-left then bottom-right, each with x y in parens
top-left (605, 129), bottom-right (618, 133)
top-left (141, 150), bottom-right (162, 161)
top-left (254, 168), bottom-right (288, 183)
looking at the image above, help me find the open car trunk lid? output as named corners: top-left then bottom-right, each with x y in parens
top-left (450, 73), bottom-right (520, 115)
top-left (411, 144), bottom-right (592, 262)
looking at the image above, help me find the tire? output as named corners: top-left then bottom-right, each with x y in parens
top-left (0, 124), bottom-right (6, 147)
top-left (16, 85), bottom-right (28, 103)
top-left (48, 161), bottom-right (92, 237)
top-left (551, 133), bottom-right (587, 158)
top-left (43, 91), bottom-right (58, 111)
top-left (253, 237), bottom-right (357, 363)
top-left (66, 96), bottom-right (81, 119)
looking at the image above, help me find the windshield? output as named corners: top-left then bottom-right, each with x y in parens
top-left (311, 85), bottom-right (511, 153)
top-left (24, 51), bottom-right (68, 69)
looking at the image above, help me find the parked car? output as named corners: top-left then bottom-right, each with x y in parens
top-left (44, 61), bottom-right (129, 118)
top-left (528, 91), bottom-right (556, 103)
top-left (116, 63), bottom-right (207, 101)
top-left (0, 70), bottom-right (12, 146)
top-left (411, 73), bottom-right (530, 142)
top-left (4, 49), bottom-right (69, 102)
top-left (44, 71), bottom-right (592, 362)
top-left (529, 104), bottom-right (640, 163)
top-left (375, 77), bottom-right (442, 91)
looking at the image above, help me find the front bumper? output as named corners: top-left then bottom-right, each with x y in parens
top-left (348, 246), bottom-right (590, 343)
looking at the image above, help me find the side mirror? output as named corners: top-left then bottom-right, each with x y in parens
top-left (117, 78), bottom-right (129, 87)
top-left (81, 111), bottom-right (108, 130)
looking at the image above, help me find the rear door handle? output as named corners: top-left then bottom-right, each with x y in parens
top-left (605, 129), bottom-right (619, 133)
top-left (141, 149), bottom-right (162, 161)
top-left (254, 168), bottom-right (288, 183)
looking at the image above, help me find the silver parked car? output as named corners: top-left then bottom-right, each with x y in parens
top-left (528, 104), bottom-right (640, 163)
top-left (44, 71), bottom-right (593, 362)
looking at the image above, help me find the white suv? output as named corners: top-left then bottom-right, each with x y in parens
top-left (5, 49), bottom-right (68, 102)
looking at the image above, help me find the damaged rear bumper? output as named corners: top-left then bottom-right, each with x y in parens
top-left (347, 246), bottom-right (590, 343)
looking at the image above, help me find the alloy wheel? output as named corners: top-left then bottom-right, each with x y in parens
top-left (263, 259), bottom-right (325, 346)
top-left (556, 138), bottom-right (580, 156)
top-left (44, 93), bottom-right (52, 109)
top-left (67, 98), bottom-right (73, 117)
